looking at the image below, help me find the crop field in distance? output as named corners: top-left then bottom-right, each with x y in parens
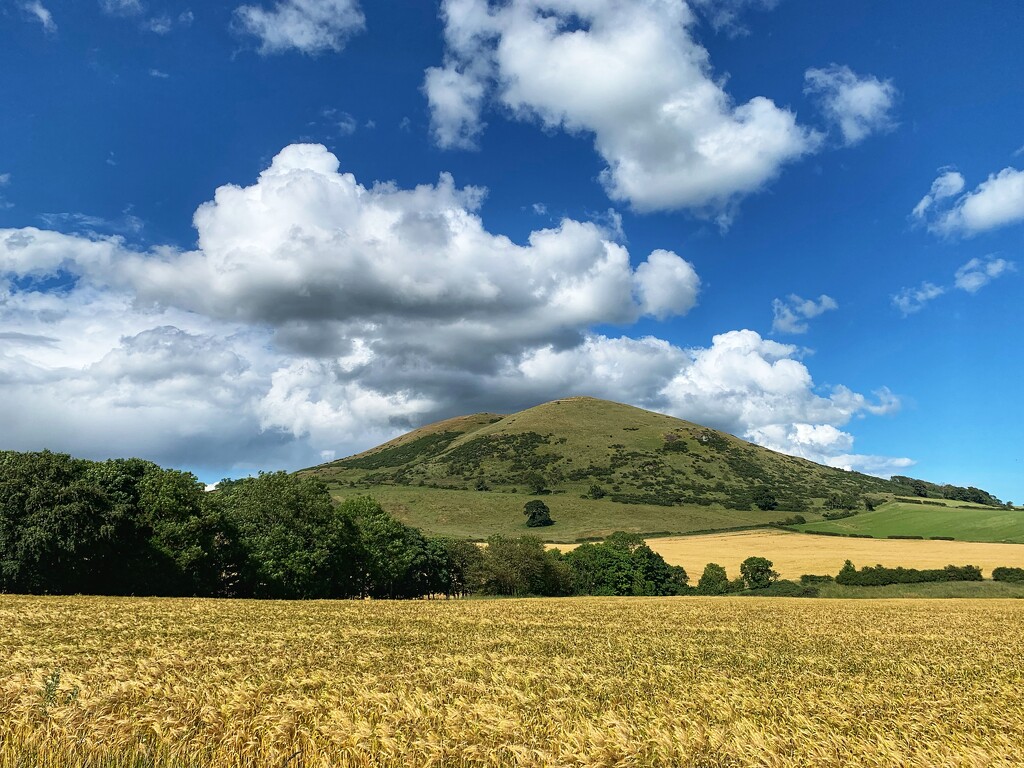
top-left (3, 595), bottom-right (1024, 767)
top-left (642, 529), bottom-right (1024, 579)
top-left (794, 502), bottom-right (1024, 543)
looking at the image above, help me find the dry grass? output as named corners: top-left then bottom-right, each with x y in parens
top-left (630, 529), bottom-right (1024, 579)
top-left (3, 594), bottom-right (1024, 767)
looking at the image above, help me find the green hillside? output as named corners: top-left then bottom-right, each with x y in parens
top-left (303, 397), bottom-right (933, 540)
top-left (795, 501), bottom-right (1024, 543)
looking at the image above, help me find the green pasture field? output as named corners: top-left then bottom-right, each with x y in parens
top-left (325, 483), bottom-right (794, 542)
top-left (795, 502), bottom-right (1024, 543)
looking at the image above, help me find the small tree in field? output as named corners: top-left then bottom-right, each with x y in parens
top-left (523, 499), bottom-right (554, 527)
top-left (697, 562), bottom-right (729, 595)
top-left (739, 556), bottom-right (779, 590)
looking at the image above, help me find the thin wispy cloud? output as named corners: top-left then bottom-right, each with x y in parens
top-left (22, 1), bottom-right (57, 34)
top-left (771, 294), bottom-right (838, 334)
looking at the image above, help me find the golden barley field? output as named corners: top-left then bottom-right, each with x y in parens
top-left (3, 595), bottom-right (1024, 768)
top-left (635, 529), bottom-right (1024, 580)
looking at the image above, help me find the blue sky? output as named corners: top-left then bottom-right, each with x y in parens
top-left (1, 0), bottom-right (1021, 502)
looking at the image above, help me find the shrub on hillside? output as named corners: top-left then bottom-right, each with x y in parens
top-left (753, 487), bottom-right (777, 511)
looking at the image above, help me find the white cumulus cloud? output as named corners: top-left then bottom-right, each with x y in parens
top-left (934, 167), bottom-right (1024, 235)
top-left (804, 64), bottom-right (898, 145)
top-left (0, 145), bottom-right (905, 476)
top-left (425, 0), bottom-right (818, 216)
top-left (234, 0), bottom-right (365, 54)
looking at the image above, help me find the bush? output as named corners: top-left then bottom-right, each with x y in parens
top-left (992, 567), bottom-right (1024, 583)
top-left (799, 574), bottom-right (834, 584)
top-left (743, 579), bottom-right (819, 598)
top-left (887, 535), bottom-right (924, 540)
top-left (929, 536), bottom-right (955, 541)
top-left (836, 560), bottom-right (983, 586)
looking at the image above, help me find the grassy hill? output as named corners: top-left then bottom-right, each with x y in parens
top-left (303, 397), bottom-right (933, 540)
top-left (794, 500), bottom-right (1024, 543)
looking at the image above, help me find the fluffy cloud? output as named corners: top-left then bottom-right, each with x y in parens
top-left (118, 145), bottom-right (698, 349)
top-left (825, 453), bottom-right (915, 476)
top-left (22, 1), bottom-right (57, 33)
top-left (425, 0), bottom-right (817, 215)
top-left (771, 293), bottom-right (838, 334)
top-left (234, 0), bottom-right (365, 54)
top-left (892, 282), bottom-right (945, 316)
top-left (0, 144), bottom-right (905, 477)
top-left (933, 167), bottom-right (1024, 235)
top-left (954, 257), bottom-right (1015, 293)
top-left (505, 330), bottom-right (904, 471)
top-left (658, 330), bottom-right (899, 436)
top-left (804, 65), bottom-right (898, 145)
top-left (422, 65), bottom-right (488, 150)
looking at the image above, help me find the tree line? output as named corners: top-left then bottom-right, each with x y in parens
top-left (0, 450), bottom-right (689, 599)
top-left (3, 450), bottom-right (1012, 600)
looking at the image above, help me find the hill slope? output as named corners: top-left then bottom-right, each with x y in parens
top-left (304, 397), bottom-right (916, 539)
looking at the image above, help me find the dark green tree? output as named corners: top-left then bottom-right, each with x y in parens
top-left (477, 535), bottom-right (572, 596)
top-left (427, 537), bottom-right (485, 597)
top-left (696, 562), bottom-right (729, 595)
top-left (347, 496), bottom-right (435, 599)
top-left (522, 472), bottom-right (548, 495)
top-left (824, 493), bottom-right (856, 511)
top-left (565, 533), bottom-right (687, 596)
top-left (219, 473), bottom-right (362, 599)
top-left (0, 451), bottom-right (109, 594)
top-left (739, 556), bottom-right (779, 590)
top-left (523, 499), bottom-right (554, 527)
top-left (752, 487), bottom-right (777, 511)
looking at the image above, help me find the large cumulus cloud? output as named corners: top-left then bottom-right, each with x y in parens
top-left (1, 144), bottom-right (906, 476)
top-left (425, 0), bottom-right (818, 216)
